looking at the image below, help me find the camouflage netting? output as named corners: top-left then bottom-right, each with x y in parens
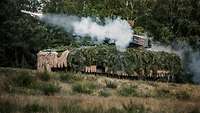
top-left (37, 50), bottom-right (70, 72)
top-left (67, 45), bottom-right (182, 75)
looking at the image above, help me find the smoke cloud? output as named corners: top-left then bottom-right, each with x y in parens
top-left (72, 17), bottom-right (133, 48)
top-left (189, 52), bottom-right (200, 83)
top-left (147, 42), bottom-right (175, 53)
top-left (22, 10), bottom-right (133, 49)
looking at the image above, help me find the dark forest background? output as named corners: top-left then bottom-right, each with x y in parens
top-left (0, 0), bottom-right (200, 68)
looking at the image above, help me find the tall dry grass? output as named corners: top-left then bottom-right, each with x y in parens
top-left (0, 95), bottom-right (200, 113)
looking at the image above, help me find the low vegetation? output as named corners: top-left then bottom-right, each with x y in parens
top-left (40, 82), bottom-right (61, 96)
top-left (1, 95), bottom-right (200, 113)
top-left (118, 85), bottom-right (138, 97)
top-left (99, 89), bottom-right (111, 97)
top-left (105, 79), bottom-right (118, 89)
top-left (37, 71), bottom-right (51, 81)
top-left (72, 81), bottom-right (97, 94)
top-left (59, 72), bottom-right (73, 82)
top-left (23, 104), bottom-right (51, 113)
top-left (13, 71), bottom-right (34, 87)
top-left (0, 68), bottom-right (200, 113)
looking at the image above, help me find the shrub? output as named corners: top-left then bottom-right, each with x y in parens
top-left (189, 108), bottom-right (200, 113)
top-left (37, 71), bottom-right (51, 81)
top-left (40, 83), bottom-right (61, 95)
top-left (100, 89), bottom-right (111, 97)
top-left (122, 101), bottom-right (147, 113)
top-left (23, 104), bottom-right (50, 113)
top-left (61, 104), bottom-right (82, 113)
top-left (156, 89), bottom-right (171, 98)
top-left (0, 76), bottom-right (12, 93)
top-left (106, 107), bottom-right (124, 113)
top-left (72, 81), bottom-right (97, 94)
top-left (14, 72), bottom-right (34, 87)
top-left (71, 74), bottom-right (85, 81)
top-left (105, 80), bottom-right (118, 89)
top-left (0, 100), bottom-right (18, 113)
top-left (59, 72), bottom-right (73, 82)
top-left (118, 85), bottom-right (138, 97)
top-left (175, 91), bottom-right (191, 100)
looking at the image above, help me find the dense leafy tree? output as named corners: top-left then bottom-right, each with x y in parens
top-left (0, 0), bottom-right (74, 68)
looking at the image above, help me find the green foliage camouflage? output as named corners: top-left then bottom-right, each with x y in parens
top-left (67, 45), bottom-right (182, 75)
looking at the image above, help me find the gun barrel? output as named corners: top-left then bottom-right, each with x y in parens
top-left (21, 10), bottom-right (43, 18)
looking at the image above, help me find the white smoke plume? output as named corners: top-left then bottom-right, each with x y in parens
top-left (147, 42), bottom-right (175, 53)
top-left (73, 17), bottom-right (133, 48)
top-left (21, 10), bottom-right (133, 49)
top-left (189, 52), bottom-right (200, 83)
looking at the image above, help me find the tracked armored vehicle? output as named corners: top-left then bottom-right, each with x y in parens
top-left (37, 41), bottom-right (181, 82)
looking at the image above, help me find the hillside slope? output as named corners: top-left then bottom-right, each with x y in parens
top-left (0, 67), bottom-right (200, 113)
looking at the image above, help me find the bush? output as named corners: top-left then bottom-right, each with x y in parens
top-left (156, 89), bottom-right (171, 98)
top-left (37, 71), bottom-right (51, 81)
top-left (59, 72), bottom-right (73, 82)
top-left (72, 81), bottom-right (97, 94)
top-left (175, 91), bottom-right (191, 100)
top-left (40, 83), bottom-right (61, 95)
top-left (23, 104), bottom-right (49, 113)
top-left (122, 101), bottom-right (147, 113)
top-left (189, 108), bottom-right (200, 113)
top-left (100, 89), bottom-right (111, 97)
top-left (0, 100), bottom-right (18, 113)
top-left (14, 72), bottom-right (34, 87)
top-left (105, 80), bottom-right (118, 89)
top-left (71, 73), bottom-right (85, 81)
top-left (118, 85), bottom-right (138, 97)
top-left (106, 107), bottom-right (124, 113)
top-left (61, 104), bottom-right (83, 113)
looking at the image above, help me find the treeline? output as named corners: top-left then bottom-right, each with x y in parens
top-left (44, 0), bottom-right (200, 46)
top-left (0, 0), bottom-right (200, 68)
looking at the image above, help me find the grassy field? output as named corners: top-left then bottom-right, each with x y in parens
top-left (0, 67), bottom-right (200, 113)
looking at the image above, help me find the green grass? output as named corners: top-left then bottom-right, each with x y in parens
top-left (156, 89), bottom-right (191, 100)
top-left (122, 101), bottom-right (147, 113)
top-left (156, 89), bottom-right (171, 98)
top-left (13, 71), bottom-right (34, 87)
top-left (100, 88), bottom-right (111, 97)
top-left (105, 80), bottom-right (118, 89)
top-left (72, 81), bottom-right (97, 94)
top-left (59, 72), bottom-right (73, 82)
top-left (40, 83), bottom-right (61, 95)
top-left (118, 85), bottom-right (138, 97)
top-left (174, 91), bottom-right (191, 100)
top-left (37, 71), bottom-right (51, 81)
top-left (0, 100), bottom-right (18, 113)
top-left (23, 103), bottom-right (51, 113)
